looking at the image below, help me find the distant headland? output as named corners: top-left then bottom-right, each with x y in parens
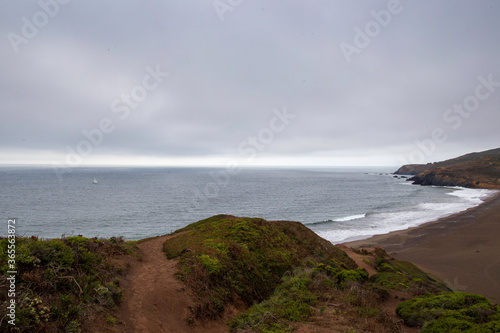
top-left (394, 147), bottom-right (500, 188)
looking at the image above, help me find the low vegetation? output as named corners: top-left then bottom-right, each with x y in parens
top-left (4, 215), bottom-right (498, 332)
top-left (0, 236), bottom-right (139, 332)
top-left (397, 291), bottom-right (500, 332)
top-left (367, 251), bottom-right (447, 296)
top-left (163, 215), bottom-right (457, 332)
top-left (229, 264), bottom-right (376, 332)
top-left (163, 215), bottom-right (356, 321)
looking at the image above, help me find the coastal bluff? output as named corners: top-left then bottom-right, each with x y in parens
top-left (394, 147), bottom-right (500, 189)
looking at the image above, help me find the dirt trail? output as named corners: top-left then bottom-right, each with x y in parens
top-left (117, 234), bottom-right (231, 333)
top-left (115, 234), bottom-right (415, 332)
top-left (118, 234), bottom-right (195, 332)
top-left (336, 244), bottom-right (377, 277)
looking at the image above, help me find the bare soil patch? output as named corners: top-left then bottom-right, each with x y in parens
top-left (116, 234), bottom-right (230, 333)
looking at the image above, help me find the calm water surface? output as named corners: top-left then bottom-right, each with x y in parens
top-left (0, 166), bottom-right (495, 243)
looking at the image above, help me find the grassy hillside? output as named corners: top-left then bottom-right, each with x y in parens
top-left (163, 215), bottom-right (357, 320)
top-left (4, 215), bottom-right (499, 332)
top-left (0, 236), bottom-right (139, 332)
top-left (162, 215), bottom-right (487, 332)
top-left (394, 147), bottom-right (500, 188)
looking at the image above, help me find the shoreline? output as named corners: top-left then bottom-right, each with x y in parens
top-left (343, 190), bottom-right (500, 301)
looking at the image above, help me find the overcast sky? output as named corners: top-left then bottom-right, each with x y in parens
top-left (1, 0), bottom-right (499, 167)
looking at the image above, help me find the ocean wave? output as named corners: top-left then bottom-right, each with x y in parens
top-left (306, 213), bottom-right (367, 226)
top-left (334, 213), bottom-right (367, 222)
top-left (315, 189), bottom-right (498, 245)
top-left (445, 187), bottom-right (497, 204)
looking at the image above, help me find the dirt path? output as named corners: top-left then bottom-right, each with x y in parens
top-left (335, 244), bottom-right (377, 277)
top-left (117, 234), bottom-right (231, 333)
top-left (118, 234), bottom-right (196, 333)
top-left (115, 233), bottom-right (416, 332)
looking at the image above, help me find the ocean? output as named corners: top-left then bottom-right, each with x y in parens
top-left (0, 166), bottom-right (496, 243)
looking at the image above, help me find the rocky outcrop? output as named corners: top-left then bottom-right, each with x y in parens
top-left (396, 148), bottom-right (500, 189)
top-left (409, 169), bottom-right (500, 188)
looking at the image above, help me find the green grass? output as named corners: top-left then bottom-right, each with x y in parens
top-left (369, 255), bottom-right (449, 295)
top-left (163, 215), bottom-right (455, 331)
top-left (229, 271), bottom-right (316, 332)
top-left (396, 291), bottom-right (500, 332)
top-left (0, 236), bottom-right (139, 332)
top-left (163, 215), bottom-right (356, 319)
top-left (228, 263), bottom-right (372, 332)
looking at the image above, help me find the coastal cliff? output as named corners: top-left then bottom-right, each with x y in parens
top-left (395, 147), bottom-right (500, 188)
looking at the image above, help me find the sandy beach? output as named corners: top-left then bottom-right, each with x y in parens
top-left (344, 191), bottom-right (500, 302)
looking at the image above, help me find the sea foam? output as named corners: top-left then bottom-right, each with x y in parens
top-left (315, 187), bottom-right (497, 244)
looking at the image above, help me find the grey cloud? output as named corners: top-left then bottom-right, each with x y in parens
top-left (1, 0), bottom-right (499, 165)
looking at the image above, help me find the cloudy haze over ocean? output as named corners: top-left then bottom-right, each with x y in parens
top-left (1, 0), bottom-right (499, 167)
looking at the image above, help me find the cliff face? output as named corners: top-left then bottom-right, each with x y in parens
top-left (395, 148), bottom-right (500, 189)
top-left (409, 168), bottom-right (500, 188)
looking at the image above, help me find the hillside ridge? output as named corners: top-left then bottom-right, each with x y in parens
top-left (3, 216), bottom-right (500, 332)
top-left (394, 147), bottom-right (500, 188)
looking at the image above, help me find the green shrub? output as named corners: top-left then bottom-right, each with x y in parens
top-left (30, 239), bottom-right (75, 267)
top-left (422, 317), bottom-right (474, 332)
top-left (370, 259), bottom-right (448, 294)
top-left (396, 291), bottom-right (500, 331)
top-left (199, 254), bottom-right (223, 274)
top-left (335, 268), bottom-right (368, 287)
top-left (0, 236), bottom-right (138, 332)
top-left (229, 272), bottom-right (316, 331)
top-left (379, 262), bottom-right (397, 273)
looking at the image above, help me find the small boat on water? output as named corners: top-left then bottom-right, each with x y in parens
top-left (93, 178), bottom-right (98, 184)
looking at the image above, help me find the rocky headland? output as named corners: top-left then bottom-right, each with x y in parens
top-left (394, 147), bottom-right (500, 188)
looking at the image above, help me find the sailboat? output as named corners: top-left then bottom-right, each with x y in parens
top-left (93, 178), bottom-right (98, 184)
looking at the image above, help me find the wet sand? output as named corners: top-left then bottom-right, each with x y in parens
top-left (344, 191), bottom-right (500, 301)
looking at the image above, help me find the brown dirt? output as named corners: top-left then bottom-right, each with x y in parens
top-left (335, 244), bottom-right (377, 277)
top-left (115, 234), bottom-right (231, 333)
